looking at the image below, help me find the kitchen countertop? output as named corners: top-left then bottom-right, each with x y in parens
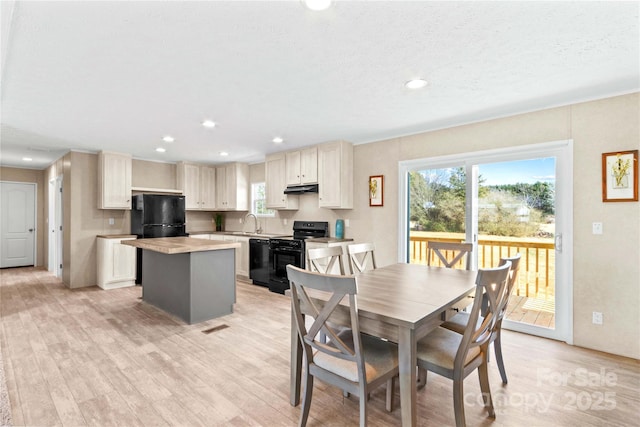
top-left (306, 237), bottom-right (354, 243)
top-left (96, 234), bottom-right (137, 239)
top-left (122, 237), bottom-right (240, 254)
top-left (188, 230), bottom-right (292, 238)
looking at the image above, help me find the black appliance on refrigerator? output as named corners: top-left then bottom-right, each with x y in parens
top-left (131, 194), bottom-right (188, 284)
top-left (268, 221), bottom-right (329, 294)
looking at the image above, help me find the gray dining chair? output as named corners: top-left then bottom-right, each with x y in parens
top-left (427, 241), bottom-right (473, 270)
top-left (415, 261), bottom-right (512, 427)
top-left (441, 254), bottom-right (522, 384)
top-left (287, 265), bottom-right (399, 427)
top-left (347, 242), bottom-right (377, 274)
top-left (307, 246), bottom-right (346, 275)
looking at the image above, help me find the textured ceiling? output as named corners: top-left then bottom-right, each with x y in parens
top-left (1, 1), bottom-right (638, 169)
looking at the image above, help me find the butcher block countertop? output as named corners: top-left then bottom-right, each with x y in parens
top-left (122, 237), bottom-right (240, 255)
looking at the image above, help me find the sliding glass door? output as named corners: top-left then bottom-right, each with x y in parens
top-left (399, 141), bottom-right (573, 342)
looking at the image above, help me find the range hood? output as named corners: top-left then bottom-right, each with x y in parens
top-left (283, 184), bottom-right (319, 194)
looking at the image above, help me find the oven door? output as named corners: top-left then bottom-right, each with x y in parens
top-left (269, 246), bottom-right (303, 294)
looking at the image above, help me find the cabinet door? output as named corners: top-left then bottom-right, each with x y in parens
top-left (112, 241), bottom-right (136, 281)
top-left (286, 151), bottom-right (302, 185)
top-left (234, 236), bottom-right (249, 277)
top-left (182, 163), bottom-right (201, 210)
top-left (318, 143), bottom-right (341, 207)
top-left (224, 165), bottom-right (237, 210)
top-left (99, 152), bottom-right (132, 209)
top-left (300, 147), bottom-right (318, 184)
top-left (318, 141), bottom-right (353, 209)
top-left (266, 154), bottom-right (298, 209)
top-left (200, 166), bottom-right (217, 210)
top-left (216, 166), bottom-right (228, 209)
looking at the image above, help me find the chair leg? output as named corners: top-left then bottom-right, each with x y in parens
top-left (359, 388), bottom-right (368, 427)
top-left (452, 378), bottom-right (466, 427)
top-left (494, 329), bottom-right (508, 384)
top-left (299, 374), bottom-right (314, 427)
top-left (417, 367), bottom-right (427, 390)
top-left (385, 377), bottom-right (394, 412)
top-left (478, 358), bottom-right (495, 418)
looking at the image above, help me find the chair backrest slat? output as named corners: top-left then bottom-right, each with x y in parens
top-left (347, 242), bottom-right (377, 274)
top-left (427, 241), bottom-right (473, 270)
top-left (307, 246), bottom-right (346, 275)
top-left (287, 265), bottom-right (363, 367)
top-left (455, 262), bottom-right (511, 368)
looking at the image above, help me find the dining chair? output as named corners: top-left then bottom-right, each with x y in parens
top-left (287, 265), bottom-right (399, 427)
top-left (441, 254), bottom-right (522, 384)
top-left (307, 246), bottom-right (346, 275)
top-left (427, 241), bottom-right (473, 270)
top-left (347, 242), bottom-right (377, 274)
top-left (415, 261), bottom-right (512, 427)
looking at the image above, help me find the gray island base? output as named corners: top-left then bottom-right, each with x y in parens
top-left (123, 237), bottom-right (240, 324)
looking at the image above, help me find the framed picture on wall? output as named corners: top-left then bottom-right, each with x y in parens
top-left (369, 175), bottom-right (384, 206)
top-left (602, 150), bottom-right (638, 202)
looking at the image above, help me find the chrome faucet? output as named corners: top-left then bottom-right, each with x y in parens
top-left (244, 213), bottom-right (262, 234)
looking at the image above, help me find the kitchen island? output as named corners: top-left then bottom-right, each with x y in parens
top-left (122, 237), bottom-right (240, 324)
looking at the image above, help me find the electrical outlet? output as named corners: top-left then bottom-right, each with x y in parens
top-left (239, 218), bottom-right (243, 224)
top-left (592, 222), bottom-right (603, 235)
top-left (345, 219), bottom-right (350, 227)
top-left (592, 311), bottom-right (603, 325)
top-left (108, 218), bottom-right (114, 226)
top-left (283, 219), bottom-right (288, 225)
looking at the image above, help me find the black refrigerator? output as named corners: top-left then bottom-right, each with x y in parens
top-left (131, 194), bottom-right (187, 284)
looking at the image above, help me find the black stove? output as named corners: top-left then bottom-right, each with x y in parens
top-left (268, 221), bottom-right (329, 293)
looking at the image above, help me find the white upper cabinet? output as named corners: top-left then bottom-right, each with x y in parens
top-left (199, 166), bottom-right (217, 210)
top-left (317, 141), bottom-right (353, 209)
top-left (286, 147), bottom-right (317, 185)
top-left (216, 163), bottom-right (249, 211)
top-left (177, 162), bottom-right (217, 211)
top-left (265, 153), bottom-right (299, 210)
top-left (98, 151), bottom-right (132, 210)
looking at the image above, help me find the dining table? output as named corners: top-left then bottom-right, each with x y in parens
top-left (289, 262), bottom-right (478, 427)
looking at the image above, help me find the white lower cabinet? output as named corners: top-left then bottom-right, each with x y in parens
top-left (233, 236), bottom-right (249, 278)
top-left (209, 233), bottom-right (248, 278)
top-left (97, 236), bottom-right (136, 289)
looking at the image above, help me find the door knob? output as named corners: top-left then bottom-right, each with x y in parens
top-left (29, 228), bottom-right (34, 232)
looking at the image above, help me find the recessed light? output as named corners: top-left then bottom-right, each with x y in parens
top-left (303, 0), bottom-right (332, 11)
top-left (22, 157), bottom-right (33, 161)
top-left (156, 147), bottom-right (166, 153)
top-left (202, 120), bottom-right (216, 128)
top-left (405, 79), bottom-right (428, 89)
top-left (273, 137), bottom-right (284, 144)
top-left (162, 135), bottom-right (174, 143)
top-left (219, 151), bottom-right (229, 157)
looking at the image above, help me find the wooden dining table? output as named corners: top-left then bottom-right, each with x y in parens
top-left (289, 262), bottom-right (478, 427)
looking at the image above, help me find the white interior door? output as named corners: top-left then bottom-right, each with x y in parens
top-left (1, 182), bottom-right (36, 268)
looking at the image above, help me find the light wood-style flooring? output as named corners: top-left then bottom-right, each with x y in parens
top-left (1, 267), bottom-right (638, 426)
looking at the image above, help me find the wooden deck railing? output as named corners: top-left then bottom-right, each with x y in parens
top-left (409, 233), bottom-right (555, 300)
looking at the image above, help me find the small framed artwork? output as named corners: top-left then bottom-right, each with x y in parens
top-left (369, 175), bottom-right (384, 206)
top-left (602, 150), bottom-right (638, 202)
